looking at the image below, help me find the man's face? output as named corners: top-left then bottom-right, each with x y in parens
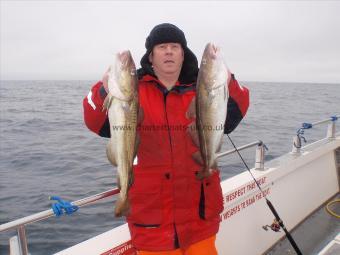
top-left (149, 43), bottom-right (184, 77)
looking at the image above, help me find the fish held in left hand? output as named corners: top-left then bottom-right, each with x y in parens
top-left (103, 50), bottom-right (139, 217)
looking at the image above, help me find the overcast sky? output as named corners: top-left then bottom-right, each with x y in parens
top-left (1, 1), bottom-right (340, 83)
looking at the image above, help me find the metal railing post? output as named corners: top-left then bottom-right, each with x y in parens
top-left (255, 143), bottom-right (265, 170)
top-left (327, 121), bottom-right (336, 139)
top-left (17, 225), bottom-right (29, 255)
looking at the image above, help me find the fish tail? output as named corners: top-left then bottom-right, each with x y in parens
top-left (196, 159), bottom-right (218, 180)
top-left (196, 166), bottom-right (212, 180)
top-left (114, 196), bottom-right (130, 217)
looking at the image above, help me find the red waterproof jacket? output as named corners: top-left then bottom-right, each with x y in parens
top-left (83, 73), bottom-right (249, 251)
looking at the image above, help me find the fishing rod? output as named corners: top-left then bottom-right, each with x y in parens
top-left (226, 133), bottom-right (303, 255)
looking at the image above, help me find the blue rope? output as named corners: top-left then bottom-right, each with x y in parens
top-left (302, 123), bottom-right (313, 129)
top-left (296, 123), bottom-right (312, 136)
top-left (49, 196), bottom-right (79, 217)
top-left (295, 122), bottom-right (312, 147)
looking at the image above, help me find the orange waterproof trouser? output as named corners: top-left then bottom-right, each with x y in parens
top-left (137, 235), bottom-right (217, 255)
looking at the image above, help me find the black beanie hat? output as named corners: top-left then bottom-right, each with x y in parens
top-left (145, 23), bottom-right (187, 50)
top-left (139, 23), bottom-right (199, 84)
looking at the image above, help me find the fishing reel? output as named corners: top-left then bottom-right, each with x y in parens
top-left (262, 219), bottom-right (281, 232)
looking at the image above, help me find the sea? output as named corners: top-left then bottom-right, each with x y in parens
top-left (0, 80), bottom-right (339, 255)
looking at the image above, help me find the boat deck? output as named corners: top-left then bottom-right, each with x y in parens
top-left (318, 233), bottom-right (340, 255)
top-left (266, 194), bottom-right (339, 254)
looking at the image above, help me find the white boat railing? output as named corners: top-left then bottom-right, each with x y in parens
top-left (0, 140), bottom-right (266, 255)
top-left (292, 115), bottom-right (339, 154)
top-left (310, 115), bottom-right (340, 127)
top-left (1, 188), bottom-right (121, 255)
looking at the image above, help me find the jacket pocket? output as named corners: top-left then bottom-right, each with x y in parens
top-left (127, 169), bottom-right (162, 227)
top-left (199, 171), bottom-right (224, 220)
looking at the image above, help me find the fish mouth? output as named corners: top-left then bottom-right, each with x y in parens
top-left (117, 51), bottom-right (133, 68)
top-left (211, 44), bottom-right (218, 54)
top-left (206, 43), bottom-right (219, 59)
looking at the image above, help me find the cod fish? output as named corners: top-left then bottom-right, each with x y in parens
top-left (191, 43), bottom-right (231, 179)
top-left (103, 51), bottom-right (139, 217)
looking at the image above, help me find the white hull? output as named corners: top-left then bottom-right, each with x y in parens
top-left (55, 135), bottom-right (340, 255)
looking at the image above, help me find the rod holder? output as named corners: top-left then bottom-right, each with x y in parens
top-left (255, 143), bottom-right (265, 170)
top-left (17, 226), bottom-right (29, 255)
top-left (292, 135), bottom-right (302, 154)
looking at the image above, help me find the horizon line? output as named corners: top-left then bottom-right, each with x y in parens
top-left (1, 79), bottom-right (339, 85)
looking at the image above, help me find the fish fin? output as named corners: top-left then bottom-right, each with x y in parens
top-left (185, 97), bottom-right (196, 119)
top-left (224, 79), bottom-right (229, 101)
top-left (224, 70), bottom-right (231, 100)
top-left (102, 95), bottom-right (109, 111)
top-left (224, 84), bottom-right (227, 100)
top-left (137, 107), bottom-right (144, 124)
top-left (192, 151), bottom-right (204, 165)
top-left (116, 174), bottom-right (121, 190)
top-left (114, 196), bottom-right (130, 217)
top-left (102, 94), bottom-right (113, 112)
top-left (211, 160), bottom-right (218, 170)
top-left (216, 138), bottom-right (223, 153)
top-left (227, 68), bottom-right (232, 86)
top-left (129, 170), bottom-right (134, 188)
top-left (115, 168), bottom-right (134, 217)
top-left (133, 134), bottom-right (140, 159)
top-left (106, 141), bottom-right (117, 166)
top-left (187, 122), bottom-right (200, 147)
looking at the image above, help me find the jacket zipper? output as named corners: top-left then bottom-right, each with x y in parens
top-left (163, 92), bottom-right (173, 156)
top-left (163, 91), bottom-right (177, 249)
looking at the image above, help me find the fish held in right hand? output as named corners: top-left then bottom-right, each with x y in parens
top-left (195, 43), bottom-right (231, 179)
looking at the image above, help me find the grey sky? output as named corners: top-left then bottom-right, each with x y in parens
top-left (1, 1), bottom-right (340, 83)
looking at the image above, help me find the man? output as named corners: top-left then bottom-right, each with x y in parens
top-left (83, 23), bottom-right (249, 254)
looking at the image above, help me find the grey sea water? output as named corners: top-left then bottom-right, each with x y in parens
top-left (0, 80), bottom-right (339, 254)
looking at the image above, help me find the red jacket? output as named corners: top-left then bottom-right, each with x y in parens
top-left (83, 74), bottom-right (249, 251)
